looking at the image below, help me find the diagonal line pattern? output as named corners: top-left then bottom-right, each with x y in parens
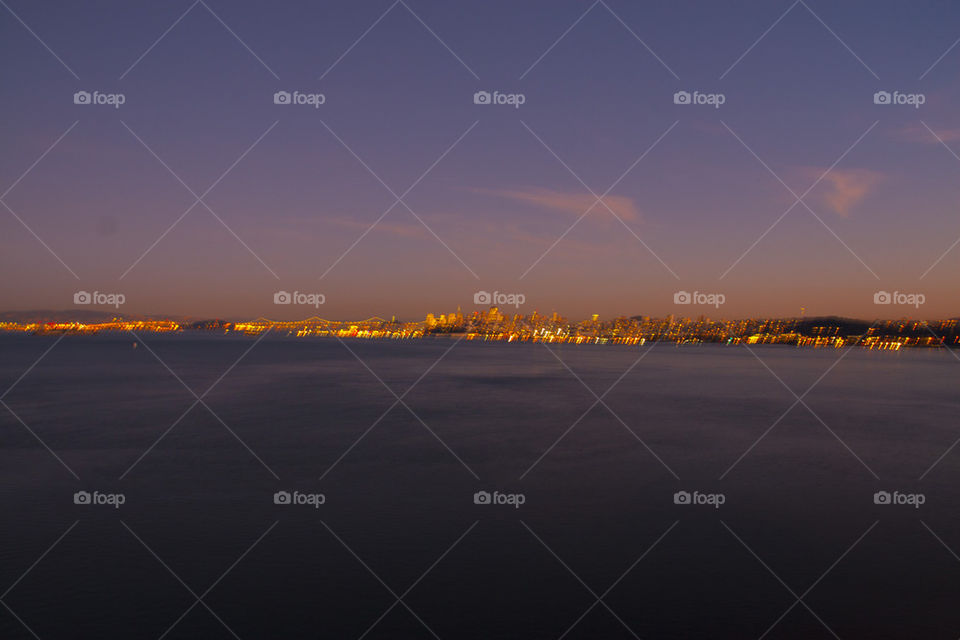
top-left (918, 121), bottom-right (960, 280)
top-left (1, 121), bottom-right (81, 279)
top-left (723, 519), bottom-right (877, 639)
top-left (122, 519), bottom-right (278, 640)
top-left (0, 520), bottom-right (80, 639)
top-left (720, 340), bottom-right (868, 480)
top-left (318, 0), bottom-right (477, 81)
top-left (0, 332), bottom-right (79, 479)
top-left (1, 520), bottom-right (79, 600)
top-left (321, 335), bottom-right (478, 480)
top-left (119, 120), bottom-right (280, 280)
top-left (322, 519), bottom-right (477, 640)
top-left (521, 342), bottom-right (677, 480)
top-left (552, 519), bottom-right (679, 640)
top-left (742, 345), bottom-right (879, 479)
top-left (520, 120), bottom-right (680, 279)
top-left (719, 120), bottom-right (880, 280)
top-left (120, 328), bottom-right (278, 479)
top-left (522, 520), bottom-right (672, 640)
top-left (520, 0), bottom-right (678, 80)
top-left (0, 0), bottom-right (79, 79)
top-left (720, 0), bottom-right (878, 80)
top-left (318, 120), bottom-right (480, 280)
top-left (120, 0), bottom-right (278, 80)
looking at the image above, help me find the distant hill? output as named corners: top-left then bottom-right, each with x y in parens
top-left (794, 316), bottom-right (872, 335)
top-left (0, 310), bottom-right (198, 324)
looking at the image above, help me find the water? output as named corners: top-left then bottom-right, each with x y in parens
top-left (1, 334), bottom-right (958, 638)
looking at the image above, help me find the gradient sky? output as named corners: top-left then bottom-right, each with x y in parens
top-left (1, 0), bottom-right (959, 320)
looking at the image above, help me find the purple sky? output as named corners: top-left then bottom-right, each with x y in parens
top-left (1, 0), bottom-right (959, 320)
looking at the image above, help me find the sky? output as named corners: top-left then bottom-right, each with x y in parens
top-left (1, 0), bottom-right (959, 321)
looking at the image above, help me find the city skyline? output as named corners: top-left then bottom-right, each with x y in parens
top-left (4, 304), bottom-right (957, 352)
top-left (3, 1), bottom-right (960, 319)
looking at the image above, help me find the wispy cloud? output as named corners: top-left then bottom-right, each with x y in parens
top-left (803, 168), bottom-right (883, 217)
top-left (329, 217), bottom-right (425, 238)
top-left (474, 187), bottom-right (641, 222)
top-left (897, 124), bottom-right (960, 144)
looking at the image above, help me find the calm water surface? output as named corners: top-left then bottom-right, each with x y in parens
top-left (1, 334), bottom-right (958, 638)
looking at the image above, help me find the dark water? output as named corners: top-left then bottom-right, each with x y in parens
top-left (1, 334), bottom-right (959, 638)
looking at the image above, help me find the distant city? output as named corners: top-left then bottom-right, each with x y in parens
top-left (2, 307), bottom-right (958, 350)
